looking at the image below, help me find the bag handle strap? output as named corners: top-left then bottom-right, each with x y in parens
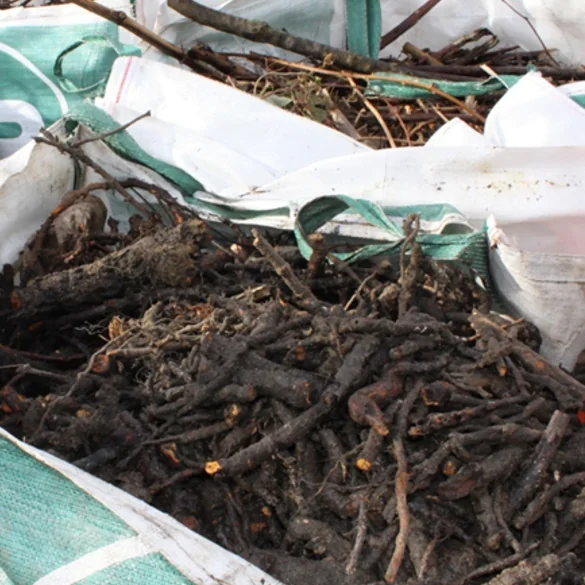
top-left (54, 34), bottom-right (140, 95)
top-left (293, 195), bottom-right (489, 284)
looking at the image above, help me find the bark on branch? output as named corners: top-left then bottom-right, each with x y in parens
top-left (167, 0), bottom-right (408, 74)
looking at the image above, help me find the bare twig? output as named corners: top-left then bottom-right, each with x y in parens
top-left (0, 363), bottom-right (73, 383)
top-left (68, 0), bottom-right (203, 72)
top-left (461, 543), bottom-right (539, 584)
top-left (29, 332), bottom-right (133, 442)
top-left (68, 0), bottom-right (232, 79)
top-left (252, 229), bottom-right (324, 312)
top-left (381, 0), bottom-right (446, 50)
top-left (483, 553), bottom-right (570, 585)
top-left (398, 214), bottom-right (421, 318)
top-left (493, 484), bottom-right (522, 553)
top-left (385, 438), bottom-right (410, 582)
top-left (319, 87), bottom-right (365, 142)
top-left (71, 111), bottom-right (151, 148)
top-left (514, 471), bottom-right (585, 530)
top-left (121, 178), bottom-right (196, 225)
top-left (508, 410), bottom-right (570, 514)
top-left (403, 42), bottom-right (444, 66)
top-left (345, 499), bottom-right (369, 574)
top-left (344, 274), bottom-right (376, 311)
top-left (399, 215), bottom-right (420, 279)
top-left (36, 130), bottom-right (153, 218)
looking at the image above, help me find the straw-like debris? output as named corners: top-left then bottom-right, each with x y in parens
top-left (63, 0), bottom-right (585, 149)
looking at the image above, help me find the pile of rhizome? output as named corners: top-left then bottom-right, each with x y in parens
top-left (2, 10), bottom-right (585, 585)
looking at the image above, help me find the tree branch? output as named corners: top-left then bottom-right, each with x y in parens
top-left (69, 0), bottom-right (227, 79)
top-left (167, 0), bottom-right (408, 74)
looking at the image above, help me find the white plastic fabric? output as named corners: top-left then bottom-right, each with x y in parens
top-left (488, 215), bottom-right (585, 370)
top-left (97, 56), bottom-right (370, 196)
top-left (429, 73), bottom-right (585, 371)
top-left (195, 144), bottom-right (585, 230)
top-left (484, 73), bottom-right (585, 147)
top-left (0, 136), bottom-right (75, 268)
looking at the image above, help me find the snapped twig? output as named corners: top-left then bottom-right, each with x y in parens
top-left (252, 229), bottom-right (324, 312)
top-left (345, 499), bottom-right (369, 574)
top-left (36, 130), bottom-right (152, 218)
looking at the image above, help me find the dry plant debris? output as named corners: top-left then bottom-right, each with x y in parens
top-left (1, 2), bottom-right (585, 584)
top-left (2, 210), bottom-right (585, 585)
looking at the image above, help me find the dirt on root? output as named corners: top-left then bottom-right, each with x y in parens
top-left (1, 217), bottom-right (585, 585)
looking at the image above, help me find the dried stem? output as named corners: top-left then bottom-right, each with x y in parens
top-left (381, 0), bottom-right (446, 50)
top-left (345, 499), bottom-right (369, 574)
top-left (71, 110), bottom-right (151, 148)
top-left (500, 0), bottom-right (560, 66)
top-left (385, 438), bottom-right (410, 582)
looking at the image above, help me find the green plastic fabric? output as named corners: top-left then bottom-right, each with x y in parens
top-left (345, 0), bottom-right (382, 58)
top-left (0, 434), bottom-right (201, 584)
top-left (64, 103), bottom-right (204, 196)
top-left (293, 195), bottom-right (490, 283)
top-left (0, 20), bottom-right (136, 139)
top-left (0, 435), bottom-right (134, 585)
top-left (54, 34), bottom-right (141, 96)
top-left (366, 73), bottom-right (523, 99)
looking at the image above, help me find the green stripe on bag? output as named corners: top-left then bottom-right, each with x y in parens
top-left (346, 0), bottom-right (382, 58)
